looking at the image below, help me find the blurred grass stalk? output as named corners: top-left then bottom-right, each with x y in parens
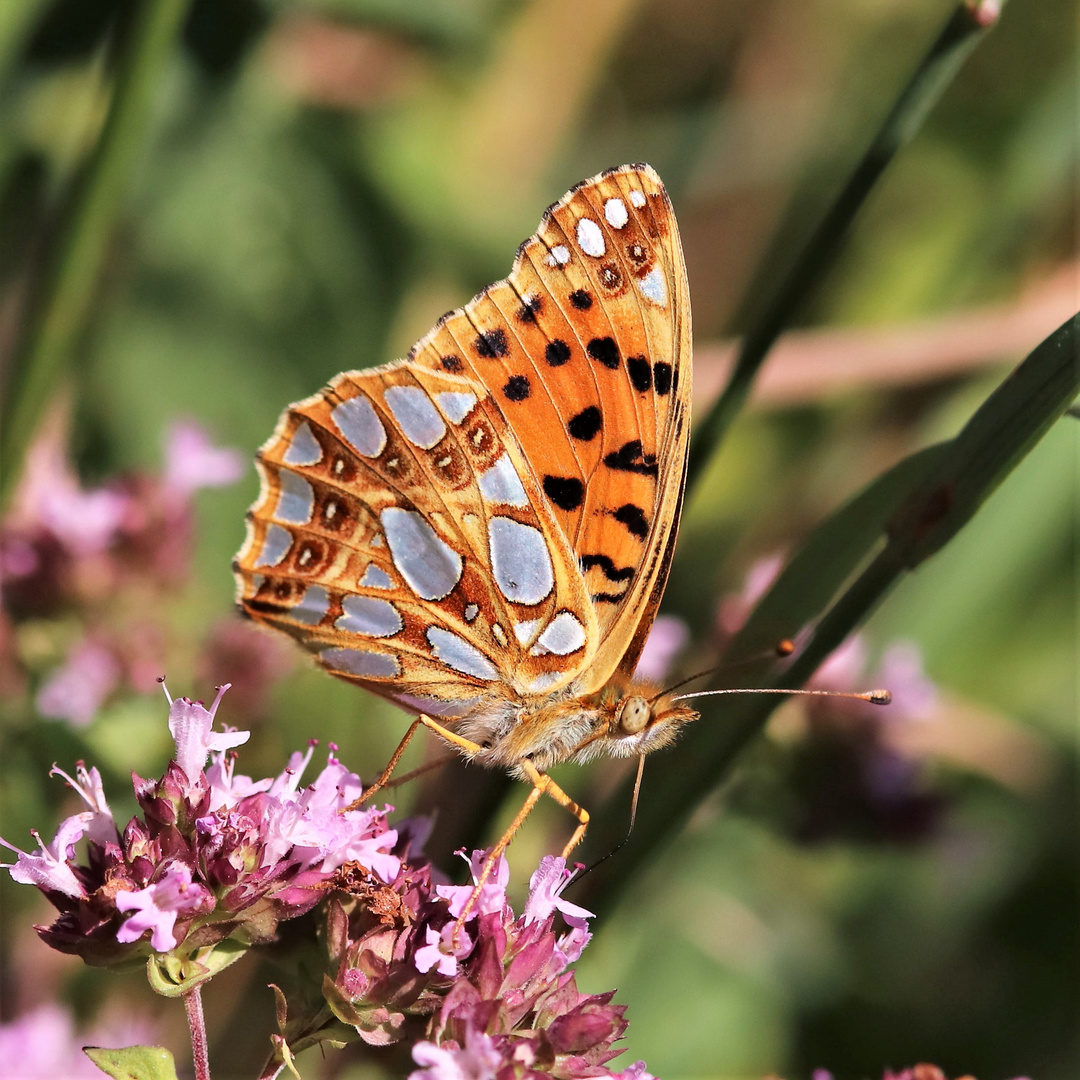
top-left (581, 312), bottom-right (1079, 910)
top-left (687, 0), bottom-right (1005, 487)
top-left (0, 0), bottom-right (189, 507)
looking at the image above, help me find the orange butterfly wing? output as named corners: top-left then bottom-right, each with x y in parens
top-left (234, 164), bottom-right (690, 704)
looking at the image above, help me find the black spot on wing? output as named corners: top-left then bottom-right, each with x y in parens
top-left (543, 475), bottom-right (585, 512)
top-left (653, 361), bottom-right (672, 395)
top-left (441, 355), bottom-right (463, 373)
top-left (627, 356), bottom-right (652, 392)
top-left (246, 598), bottom-right (291, 616)
top-left (545, 339), bottom-right (571, 366)
top-left (580, 554), bottom-right (634, 582)
top-left (503, 375), bottom-right (531, 401)
top-left (569, 289), bottom-right (593, 310)
top-left (612, 504), bottom-right (648, 539)
top-left (603, 440), bottom-right (658, 477)
top-left (517, 295), bottom-right (544, 323)
top-left (587, 337), bottom-right (619, 370)
top-left (475, 328), bottom-right (509, 358)
top-left (567, 406), bottom-right (601, 441)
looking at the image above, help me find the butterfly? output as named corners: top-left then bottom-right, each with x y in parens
top-left (234, 163), bottom-right (697, 894)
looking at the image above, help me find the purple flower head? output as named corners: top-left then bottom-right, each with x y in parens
top-left (50, 762), bottom-right (115, 846)
top-left (166, 683), bottom-right (248, 785)
top-left (316, 839), bottom-right (644, 1075)
top-left (203, 749), bottom-right (275, 810)
top-left (35, 639), bottom-right (121, 727)
top-left (0, 1004), bottom-right (117, 1080)
top-left (6, 682), bottom-right (412, 972)
top-left (0, 1002), bottom-right (160, 1079)
top-left (259, 751), bottom-right (400, 881)
top-left (10, 431), bottom-right (132, 557)
top-left (523, 856), bottom-right (593, 929)
top-left (162, 421), bottom-right (244, 497)
top-left (415, 923), bottom-right (474, 978)
top-left (410, 1027), bottom-right (503, 1079)
top-left (115, 862), bottom-right (215, 951)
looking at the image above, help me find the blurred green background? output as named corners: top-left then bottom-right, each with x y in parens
top-left (0, 1), bottom-right (1076, 1077)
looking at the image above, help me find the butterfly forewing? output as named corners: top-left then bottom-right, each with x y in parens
top-left (235, 163), bottom-right (690, 709)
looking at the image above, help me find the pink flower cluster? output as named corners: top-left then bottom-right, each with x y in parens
top-left (1, 685), bottom-right (654, 1078)
top-left (317, 846), bottom-right (651, 1078)
top-left (0, 420), bottom-right (264, 726)
top-left (1, 685), bottom-right (399, 964)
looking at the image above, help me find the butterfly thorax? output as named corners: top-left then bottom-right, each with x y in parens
top-left (453, 682), bottom-right (698, 777)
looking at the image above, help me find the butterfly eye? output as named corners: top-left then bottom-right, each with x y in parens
top-left (618, 695), bottom-right (651, 736)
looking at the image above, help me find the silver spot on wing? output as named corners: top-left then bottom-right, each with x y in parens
top-left (384, 385), bottom-right (447, 449)
top-left (381, 507), bottom-right (462, 601)
top-left (426, 627), bottom-right (498, 681)
top-left (331, 394), bottom-right (386, 457)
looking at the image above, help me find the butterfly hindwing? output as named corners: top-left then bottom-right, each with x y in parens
top-left (237, 365), bottom-right (598, 702)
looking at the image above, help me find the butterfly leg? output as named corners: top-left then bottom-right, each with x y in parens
top-left (351, 716), bottom-right (425, 809)
top-left (453, 765), bottom-right (589, 940)
top-left (450, 779), bottom-right (547, 945)
top-left (354, 713), bottom-right (483, 811)
top-left (519, 760), bottom-right (590, 858)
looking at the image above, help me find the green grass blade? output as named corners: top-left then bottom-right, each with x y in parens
top-left (687, 0), bottom-right (1004, 490)
top-left (0, 0), bottom-right (189, 507)
top-left (579, 312), bottom-right (1079, 913)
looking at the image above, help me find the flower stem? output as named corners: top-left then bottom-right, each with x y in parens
top-left (686, 0), bottom-right (1004, 492)
top-left (0, 0), bottom-right (189, 509)
top-left (184, 985), bottom-right (212, 1080)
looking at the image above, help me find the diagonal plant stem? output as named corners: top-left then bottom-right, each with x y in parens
top-left (686, 0), bottom-right (1004, 489)
top-left (578, 313), bottom-right (1079, 912)
top-left (0, 0), bottom-right (189, 508)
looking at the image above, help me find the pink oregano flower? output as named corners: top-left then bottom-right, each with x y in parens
top-left (165, 682), bottom-right (248, 783)
top-left (162, 420), bottom-right (244, 497)
top-left (1, 684), bottom-right (404, 966)
top-left (115, 864), bottom-right (215, 952)
top-left (523, 855), bottom-right (593, 928)
top-left (3, 683), bottom-right (656, 1077)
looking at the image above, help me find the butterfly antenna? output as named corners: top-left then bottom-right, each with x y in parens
top-left (669, 687), bottom-right (893, 706)
top-left (650, 639), bottom-right (798, 702)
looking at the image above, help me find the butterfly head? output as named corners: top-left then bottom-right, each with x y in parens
top-left (602, 690), bottom-right (698, 758)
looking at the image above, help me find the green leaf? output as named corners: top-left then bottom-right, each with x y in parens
top-left (83, 1045), bottom-right (178, 1080)
top-left (145, 937), bottom-right (250, 998)
top-left (0, 0), bottom-right (188, 506)
top-left (688, 1), bottom-right (1005, 487)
